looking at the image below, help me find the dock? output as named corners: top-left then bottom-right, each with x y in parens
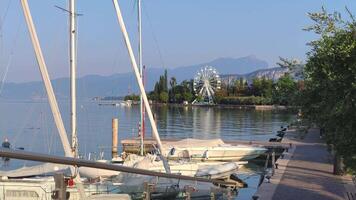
top-left (253, 128), bottom-right (355, 200)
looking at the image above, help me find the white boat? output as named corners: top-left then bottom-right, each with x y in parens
top-left (164, 145), bottom-right (267, 161)
top-left (78, 154), bottom-right (246, 179)
top-left (162, 138), bottom-right (267, 161)
top-left (120, 100), bottom-right (132, 107)
top-left (0, 177), bottom-right (131, 200)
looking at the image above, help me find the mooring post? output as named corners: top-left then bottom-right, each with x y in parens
top-left (272, 150), bottom-right (276, 175)
top-left (264, 152), bottom-right (270, 170)
top-left (112, 118), bottom-right (119, 159)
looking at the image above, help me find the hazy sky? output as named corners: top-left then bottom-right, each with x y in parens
top-left (0, 0), bottom-right (355, 82)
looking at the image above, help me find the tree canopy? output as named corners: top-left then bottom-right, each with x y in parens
top-left (300, 7), bottom-right (356, 172)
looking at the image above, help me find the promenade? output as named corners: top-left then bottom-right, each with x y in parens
top-left (255, 128), bottom-right (355, 200)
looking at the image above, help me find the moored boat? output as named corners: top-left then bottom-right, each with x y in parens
top-left (162, 138), bottom-right (267, 161)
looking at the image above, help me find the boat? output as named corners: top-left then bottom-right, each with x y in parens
top-left (119, 100), bottom-right (132, 107)
top-left (0, 177), bottom-right (131, 200)
top-left (165, 145), bottom-right (267, 161)
top-left (78, 153), bottom-right (246, 179)
top-left (162, 138), bottom-right (267, 161)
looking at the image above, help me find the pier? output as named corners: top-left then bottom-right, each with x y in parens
top-left (253, 128), bottom-right (355, 200)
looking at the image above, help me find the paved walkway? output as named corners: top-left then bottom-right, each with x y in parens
top-left (271, 128), bottom-right (354, 200)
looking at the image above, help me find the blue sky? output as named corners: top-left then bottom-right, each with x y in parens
top-left (0, 0), bottom-right (355, 82)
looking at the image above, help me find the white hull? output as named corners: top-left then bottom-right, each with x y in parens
top-left (79, 155), bottom-right (246, 179)
top-left (163, 145), bottom-right (267, 161)
top-left (0, 177), bottom-right (130, 200)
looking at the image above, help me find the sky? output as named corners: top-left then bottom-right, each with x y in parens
top-left (0, 0), bottom-right (355, 82)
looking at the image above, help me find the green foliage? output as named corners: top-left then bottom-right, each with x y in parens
top-left (251, 77), bottom-right (274, 98)
top-left (218, 96), bottom-right (272, 105)
top-left (124, 94), bottom-right (140, 101)
top-left (159, 92), bottom-right (169, 103)
top-left (301, 7), bottom-right (356, 172)
top-left (234, 78), bottom-right (248, 96)
top-left (214, 75), bottom-right (297, 105)
top-left (272, 74), bottom-right (298, 105)
top-left (168, 79), bottom-right (195, 103)
top-left (149, 64), bottom-right (298, 106)
top-left (150, 71), bottom-right (195, 103)
top-left (153, 69), bottom-right (168, 97)
top-left (151, 69), bottom-right (169, 102)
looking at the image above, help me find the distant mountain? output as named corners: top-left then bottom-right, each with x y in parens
top-left (0, 56), bottom-right (269, 100)
top-left (220, 64), bottom-right (304, 85)
top-left (168, 55), bottom-right (268, 82)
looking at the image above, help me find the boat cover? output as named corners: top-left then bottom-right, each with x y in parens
top-left (0, 163), bottom-right (69, 178)
top-left (163, 138), bottom-right (225, 148)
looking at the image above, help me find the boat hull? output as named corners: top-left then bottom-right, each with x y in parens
top-left (164, 146), bottom-right (267, 161)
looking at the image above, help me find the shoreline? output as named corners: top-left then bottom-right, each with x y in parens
top-left (148, 102), bottom-right (292, 110)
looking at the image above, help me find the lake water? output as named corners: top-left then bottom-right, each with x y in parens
top-left (0, 100), bottom-right (295, 199)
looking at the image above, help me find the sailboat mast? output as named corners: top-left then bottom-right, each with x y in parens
top-left (69, 0), bottom-right (78, 158)
top-left (112, 0), bottom-right (164, 154)
top-left (20, 1), bottom-right (86, 198)
top-left (138, 0), bottom-right (144, 156)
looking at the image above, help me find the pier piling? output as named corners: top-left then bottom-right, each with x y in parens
top-left (271, 150), bottom-right (276, 175)
top-left (112, 118), bottom-right (119, 159)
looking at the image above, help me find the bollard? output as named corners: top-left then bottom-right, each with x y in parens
top-left (264, 153), bottom-right (270, 170)
top-left (272, 150), bottom-right (276, 175)
top-left (112, 118), bottom-right (119, 159)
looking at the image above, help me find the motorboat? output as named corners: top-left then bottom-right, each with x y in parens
top-left (162, 139), bottom-right (267, 161)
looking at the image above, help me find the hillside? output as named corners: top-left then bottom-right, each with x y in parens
top-left (0, 56), bottom-right (268, 100)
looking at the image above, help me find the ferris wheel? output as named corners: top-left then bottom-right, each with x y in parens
top-left (193, 66), bottom-right (221, 104)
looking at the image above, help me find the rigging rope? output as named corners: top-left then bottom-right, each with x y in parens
top-left (0, 12), bottom-right (23, 96)
top-left (141, 1), bottom-right (166, 69)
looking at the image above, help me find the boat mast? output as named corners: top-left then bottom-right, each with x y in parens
top-left (112, 0), bottom-right (171, 173)
top-left (20, 0), bottom-right (85, 198)
top-left (69, 0), bottom-right (78, 158)
top-left (138, 0), bottom-right (144, 156)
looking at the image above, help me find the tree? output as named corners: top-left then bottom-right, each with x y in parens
top-left (169, 77), bottom-right (177, 102)
top-left (250, 77), bottom-right (273, 98)
top-left (300, 7), bottom-right (356, 173)
top-left (124, 94), bottom-right (140, 101)
top-left (235, 78), bottom-right (247, 96)
top-left (272, 74), bottom-right (297, 105)
top-left (159, 92), bottom-right (169, 103)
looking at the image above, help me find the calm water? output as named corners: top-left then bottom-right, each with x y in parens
top-left (0, 100), bottom-right (295, 199)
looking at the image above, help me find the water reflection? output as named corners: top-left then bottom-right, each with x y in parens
top-left (0, 101), bottom-right (295, 162)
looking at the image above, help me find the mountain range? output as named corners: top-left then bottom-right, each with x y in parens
top-left (1, 56), bottom-right (271, 100)
top-left (220, 63), bottom-right (304, 84)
